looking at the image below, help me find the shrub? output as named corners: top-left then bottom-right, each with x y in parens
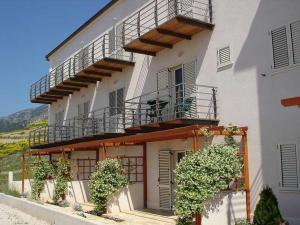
top-left (174, 144), bottom-right (242, 219)
top-left (89, 159), bottom-right (127, 214)
top-left (31, 159), bottom-right (52, 200)
top-left (1, 186), bottom-right (21, 198)
top-left (253, 186), bottom-right (283, 225)
top-left (53, 158), bottom-right (71, 204)
top-left (236, 219), bottom-right (252, 225)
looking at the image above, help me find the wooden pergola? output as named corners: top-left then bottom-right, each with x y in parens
top-left (281, 96), bottom-right (300, 107)
top-left (22, 125), bottom-right (250, 224)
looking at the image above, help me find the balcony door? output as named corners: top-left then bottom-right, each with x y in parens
top-left (109, 88), bottom-right (124, 132)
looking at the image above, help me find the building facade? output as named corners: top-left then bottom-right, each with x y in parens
top-left (27, 0), bottom-right (300, 224)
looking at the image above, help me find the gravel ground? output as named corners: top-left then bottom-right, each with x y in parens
top-left (0, 203), bottom-right (50, 225)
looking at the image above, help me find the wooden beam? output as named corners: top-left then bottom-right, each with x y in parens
top-left (92, 65), bottom-right (122, 72)
top-left (102, 58), bottom-right (135, 66)
top-left (123, 47), bottom-right (156, 56)
top-left (156, 28), bottom-right (192, 40)
top-left (139, 38), bottom-right (173, 49)
top-left (70, 77), bottom-right (98, 83)
top-left (242, 134), bottom-right (251, 221)
top-left (176, 15), bottom-right (214, 30)
top-left (62, 81), bottom-right (88, 88)
top-left (281, 96), bottom-right (300, 107)
top-left (143, 143), bottom-right (147, 208)
top-left (47, 90), bottom-right (73, 95)
top-left (82, 70), bottom-right (112, 77)
top-left (55, 86), bottom-right (80, 91)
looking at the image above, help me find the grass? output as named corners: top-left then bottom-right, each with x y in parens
top-left (0, 185), bottom-right (21, 198)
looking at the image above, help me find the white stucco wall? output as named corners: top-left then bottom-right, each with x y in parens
top-left (42, 0), bottom-right (300, 224)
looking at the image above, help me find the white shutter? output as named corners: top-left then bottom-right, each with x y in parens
top-left (158, 150), bottom-right (171, 210)
top-left (109, 91), bottom-right (116, 116)
top-left (117, 88), bottom-right (124, 114)
top-left (180, 0), bottom-right (193, 17)
top-left (278, 142), bottom-right (300, 191)
top-left (183, 60), bottom-right (196, 86)
top-left (271, 26), bottom-right (290, 69)
top-left (290, 20), bottom-right (300, 64)
top-left (108, 27), bottom-right (116, 54)
top-left (217, 46), bottom-right (231, 67)
top-left (157, 68), bottom-right (170, 91)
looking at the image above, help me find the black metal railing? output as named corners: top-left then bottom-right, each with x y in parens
top-left (30, 33), bottom-right (134, 101)
top-left (122, 0), bottom-right (213, 45)
top-left (29, 83), bottom-right (217, 148)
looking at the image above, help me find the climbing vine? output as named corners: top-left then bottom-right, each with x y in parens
top-left (89, 159), bottom-right (127, 214)
top-left (53, 157), bottom-right (72, 204)
top-left (31, 158), bottom-right (52, 200)
top-left (174, 125), bottom-right (243, 223)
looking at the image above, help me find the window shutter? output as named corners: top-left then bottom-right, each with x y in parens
top-left (278, 142), bottom-right (299, 190)
top-left (84, 101), bottom-right (89, 117)
top-left (108, 27), bottom-right (116, 54)
top-left (180, 0), bottom-right (194, 17)
top-left (78, 103), bottom-right (84, 117)
top-left (218, 46), bottom-right (231, 67)
top-left (271, 26), bottom-right (290, 69)
top-left (157, 68), bottom-right (170, 91)
top-left (183, 60), bottom-right (196, 98)
top-left (109, 91), bottom-right (116, 116)
top-left (117, 88), bottom-right (124, 114)
top-left (290, 20), bottom-right (300, 64)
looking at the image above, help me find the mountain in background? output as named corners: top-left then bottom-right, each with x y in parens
top-left (0, 105), bottom-right (48, 132)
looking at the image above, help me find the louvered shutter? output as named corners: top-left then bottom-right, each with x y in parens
top-left (168, 0), bottom-right (177, 19)
top-left (291, 20), bottom-right (300, 64)
top-left (157, 68), bottom-right (170, 91)
top-left (271, 26), bottom-right (290, 69)
top-left (116, 24), bottom-right (124, 58)
top-left (183, 60), bottom-right (196, 87)
top-left (158, 150), bottom-right (171, 210)
top-left (109, 91), bottom-right (116, 116)
top-left (180, 0), bottom-right (193, 17)
top-left (117, 88), bottom-right (124, 114)
top-left (108, 27), bottom-right (116, 54)
top-left (78, 103), bottom-right (84, 118)
top-left (84, 101), bottom-right (89, 117)
top-left (218, 46), bottom-right (231, 66)
top-left (278, 142), bottom-right (300, 190)
top-left (77, 47), bottom-right (89, 70)
top-left (55, 65), bottom-right (64, 85)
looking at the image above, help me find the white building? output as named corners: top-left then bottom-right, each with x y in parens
top-left (27, 0), bottom-right (300, 224)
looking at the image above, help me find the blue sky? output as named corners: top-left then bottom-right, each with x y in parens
top-left (0, 0), bottom-right (110, 117)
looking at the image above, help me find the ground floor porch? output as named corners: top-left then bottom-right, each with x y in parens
top-left (21, 125), bottom-right (250, 225)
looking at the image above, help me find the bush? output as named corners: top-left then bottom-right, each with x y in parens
top-left (174, 144), bottom-right (242, 219)
top-left (89, 159), bottom-right (127, 214)
top-left (0, 140), bottom-right (29, 159)
top-left (31, 159), bottom-right (52, 200)
top-left (236, 219), bottom-right (252, 225)
top-left (253, 186), bottom-right (283, 225)
top-left (53, 158), bottom-right (71, 204)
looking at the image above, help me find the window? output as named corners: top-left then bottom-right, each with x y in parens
top-left (278, 142), bottom-right (300, 191)
top-left (109, 88), bottom-right (124, 116)
top-left (121, 156), bottom-right (144, 182)
top-left (271, 19), bottom-right (300, 70)
top-left (77, 158), bottom-right (97, 180)
top-left (55, 111), bottom-right (64, 125)
top-left (217, 46), bottom-right (232, 68)
top-left (78, 101), bottom-right (89, 118)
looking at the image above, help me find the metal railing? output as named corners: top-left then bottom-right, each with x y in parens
top-left (29, 83), bottom-right (217, 148)
top-left (124, 83), bottom-right (217, 127)
top-left (122, 0), bottom-right (212, 45)
top-left (30, 33), bottom-right (134, 101)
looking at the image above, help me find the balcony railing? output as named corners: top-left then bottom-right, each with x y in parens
top-left (122, 0), bottom-right (213, 46)
top-left (30, 33), bottom-right (134, 102)
top-left (29, 83), bottom-right (217, 148)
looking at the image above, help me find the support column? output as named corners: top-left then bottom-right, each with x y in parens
top-left (21, 154), bottom-right (25, 193)
top-left (143, 143), bottom-right (147, 208)
top-left (242, 134), bottom-right (251, 221)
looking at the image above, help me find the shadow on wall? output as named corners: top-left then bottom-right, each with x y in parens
top-left (233, 0), bottom-right (300, 221)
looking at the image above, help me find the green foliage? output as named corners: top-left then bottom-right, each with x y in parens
top-left (176, 217), bottom-right (194, 225)
top-left (89, 159), bottom-right (127, 214)
top-left (27, 120), bottom-right (48, 129)
top-left (31, 158), bottom-right (52, 200)
top-left (224, 124), bottom-right (241, 146)
top-left (236, 219), bottom-right (252, 225)
top-left (0, 186), bottom-right (21, 198)
top-left (253, 186), bottom-right (283, 225)
top-left (0, 140), bottom-right (29, 159)
top-left (53, 158), bottom-right (71, 204)
top-left (174, 144), bottom-right (242, 218)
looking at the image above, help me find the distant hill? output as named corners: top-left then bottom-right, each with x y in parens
top-left (0, 105), bottom-right (48, 132)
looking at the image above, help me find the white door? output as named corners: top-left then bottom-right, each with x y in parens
top-left (158, 150), bottom-right (172, 210)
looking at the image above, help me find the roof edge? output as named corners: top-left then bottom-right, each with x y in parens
top-left (45, 0), bottom-right (119, 61)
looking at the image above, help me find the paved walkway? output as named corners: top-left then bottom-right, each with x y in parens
top-left (0, 203), bottom-right (49, 225)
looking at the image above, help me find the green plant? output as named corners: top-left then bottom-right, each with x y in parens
top-left (31, 158), bottom-right (52, 200)
top-left (89, 159), bottom-right (127, 214)
top-left (53, 158), bottom-right (71, 204)
top-left (236, 219), bottom-right (252, 225)
top-left (0, 186), bottom-right (21, 198)
top-left (224, 124), bottom-right (241, 147)
top-left (174, 144), bottom-right (242, 219)
top-left (0, 140), bottom-right (29, 159)
top-left (27, 120), bottom-right (48, 129)
top-left (176, 217), bottom-right (194, 225)
top-left (76, 211), bottom-right (86, 218)
top-left (253, 186), bottom-right (283, 225)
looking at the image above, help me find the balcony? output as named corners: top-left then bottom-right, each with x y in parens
top-left (29, 83), bottom-right (218, 149)
top-left (122, 0), bottom-right (213, 56)
top-left (30, 34), bottom-right (135, 104)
